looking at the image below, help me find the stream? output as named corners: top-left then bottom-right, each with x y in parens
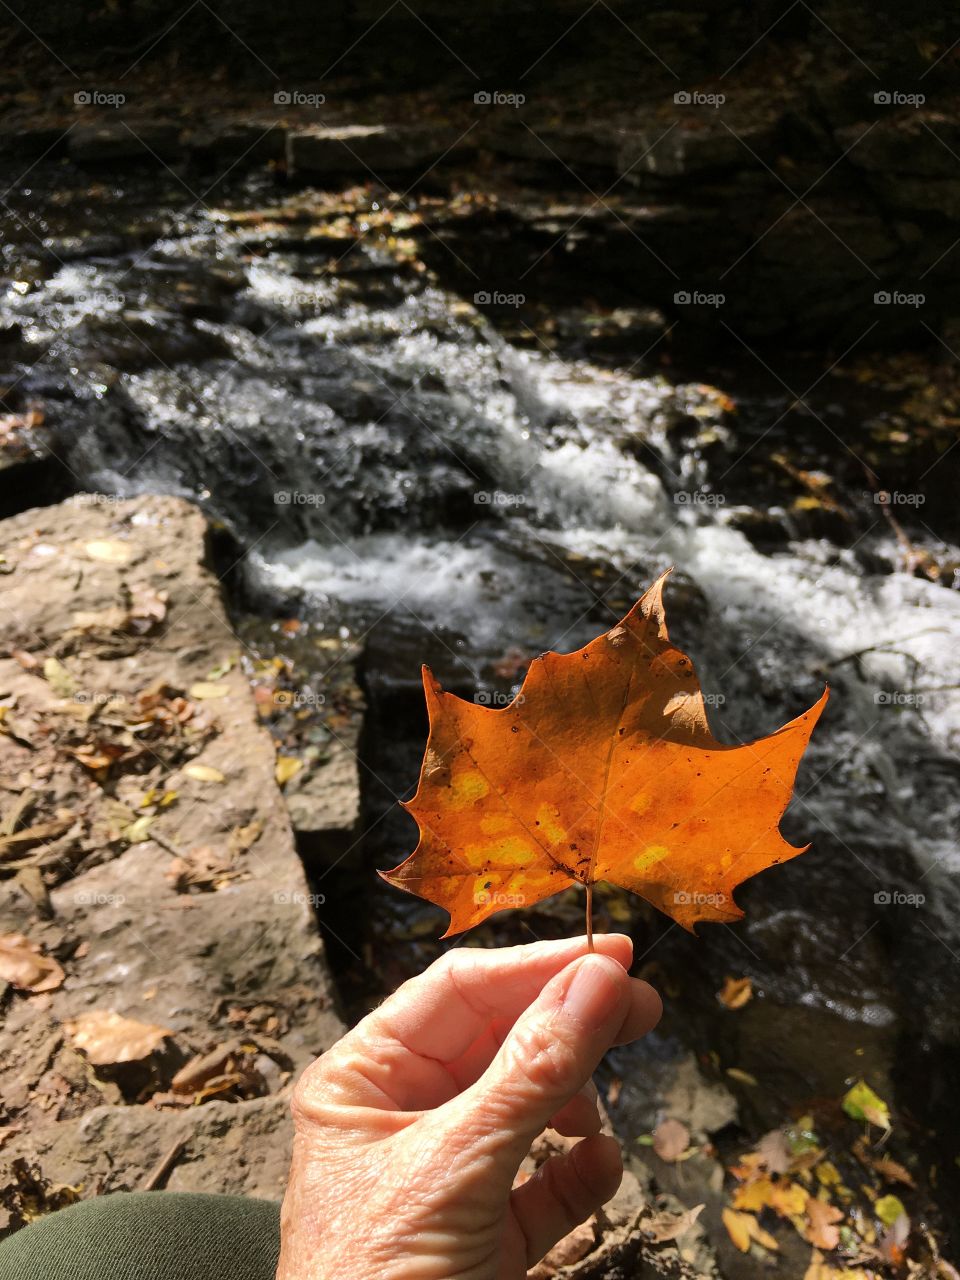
top-left (2, 161), bottom-right (960, 1248)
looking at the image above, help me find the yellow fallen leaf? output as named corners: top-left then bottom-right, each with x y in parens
top-left (722, 1208), bottom-right (753, 1252)
top-left (842, 1080), bottom-right (891, 1131)
top-left (718, 975), bottom-right (753, 1009)
top-left (874, 1194), bottom-right (906, 1226)
top-left (123, 815), bottom-right (153, 844)
top-left (726, 1067), bottom-right (758, 1086)
top-left (771, 1182), bottom-right (810, 1217)
top-left (43, 657), bottom-right (76, 697)
top-left (188, 682), bottom-right (231, 700)
top-left (184, 763), bottom-right (226, 783)
top-left (275, 756), bottom-right (303, 786)
top-left (84, 539), bottom-right (131, 564)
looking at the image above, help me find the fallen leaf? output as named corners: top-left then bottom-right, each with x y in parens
top-left (642, 1203), bottom-right (705, 1243)
top-left (84, 539), bottom-right (131, 564)
top-left (184, 763), bottom-right (226, 784)
top-left (718, 975), bottom-right (753, 1009)
top-left (874, 1194), bottom-right (906, 1227)
top-left (43, 657), bottom-right (76, 697)
top-left (0, 933), bottom-right (65, 992)
top-left (122, 815), bottom-right (154, 844)
top-left (806, 1198), bottom-right (844, 1249)
top-left (275, 756), bottom-right (303, 786)
top-left (722, 1208), bottom-right (754, 1252)
top-left (735, 1175), bottom-right (809, 1218)
top-left (66, 1010), bottom-right (171, 1064)
top-left (853, 1139), bottom-right (915, 1188)
top-left (381, 572), bottom-right (827, 936)
top-left (229, 819), bottom-right (264, 854)
top-left (188, 682), bottom-right (231, 700)
top-left (723, 1206), bottom-right (780, 1253)
top-left (653, 1117), bottom-right (690, 1161)
top-left (756, 1129), bottom-right (792, 1174)
top-left (726, 1067), bottom-right (758, 1086)
top-left (842, 1080), bottom-right (891, 1131)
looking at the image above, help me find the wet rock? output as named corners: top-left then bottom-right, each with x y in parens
top-left (68, 121), bottom-right (182, 164)
top-left (287, 123), bottom-right (468, 178)
top-left (286, 728), bottom-right (363, 866)
top-left (187, 119), bottom-right (287, 167)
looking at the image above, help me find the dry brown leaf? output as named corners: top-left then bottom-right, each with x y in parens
top-left (642, 1203), bottom-right (705, 1243)
top-left (653, 1117), bottom-right (690, 1161)
top-left (805, 1197), bottom-right (844, 1250)
top-left (0, 933), bottom-right (65, 992)
top-left (756, 1129), bottom-right (793, 1174)
top-left (718, 975), bottom-right (753, 1009)
top-left (66, 1009), bottom-right (171, 1064)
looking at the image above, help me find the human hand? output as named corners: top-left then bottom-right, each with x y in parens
top-left (276, 935), bottom-right (661, 1280)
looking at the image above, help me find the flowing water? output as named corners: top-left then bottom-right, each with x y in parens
top-left (3, 164), bottom-right (960, 1221)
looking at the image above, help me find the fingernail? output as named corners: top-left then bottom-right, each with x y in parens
top-left (560, 955), bottom-right (623, 1030)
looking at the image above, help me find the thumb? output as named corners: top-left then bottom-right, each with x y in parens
top-left (442, 953), bottom-right (631, 1171)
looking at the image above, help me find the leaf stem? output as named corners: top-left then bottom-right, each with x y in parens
top-left (585, 882), bottom-right (594, 952)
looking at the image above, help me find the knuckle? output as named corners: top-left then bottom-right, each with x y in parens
top-left (506, 1015), bottom-right (576, 1097)
top-left (290, 1054), bottom-right (337, 1123)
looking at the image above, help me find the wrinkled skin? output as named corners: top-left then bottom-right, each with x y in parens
top-left (276, 936), bottom-right (661, 1280)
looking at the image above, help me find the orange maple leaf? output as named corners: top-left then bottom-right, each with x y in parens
top-left (380, 571), bottom-right (828, 937)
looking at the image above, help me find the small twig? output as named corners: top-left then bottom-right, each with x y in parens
top-left (140, 1139), bottom-right (186, 1191)
top-left (585, 882), bottom-right (595, 952)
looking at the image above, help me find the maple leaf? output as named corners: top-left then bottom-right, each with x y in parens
top-left (381, 571), bottom-right (827, 937)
